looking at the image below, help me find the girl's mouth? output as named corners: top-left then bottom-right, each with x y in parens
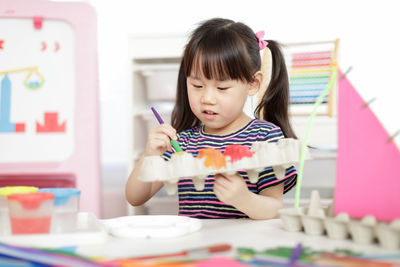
top-left (203, 110), bottom-right (217, 120)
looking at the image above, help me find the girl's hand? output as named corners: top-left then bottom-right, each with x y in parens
top-left (145, 123), bottom-right (177, 156)
top-left (214, 172), bottom-right (251, 208)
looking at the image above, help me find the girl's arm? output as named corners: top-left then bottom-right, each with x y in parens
top-left (214, 173), bottom-right (284, 219)
top-left (125, 123), bottom-right (177, 206)
top-left (125, 154), bottom-right (164, 206)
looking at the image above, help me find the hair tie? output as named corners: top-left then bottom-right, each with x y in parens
top-left (255, 31), bottom-right (268, 50)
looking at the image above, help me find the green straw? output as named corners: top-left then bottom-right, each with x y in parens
top-left (294, 66), bottom-right (338, 208)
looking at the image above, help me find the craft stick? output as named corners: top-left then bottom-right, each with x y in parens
top-left (151, 106), bottom-right (183, 152)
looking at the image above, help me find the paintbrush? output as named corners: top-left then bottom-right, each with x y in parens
top-left (151, 106), bottom-right (183, 152)
top-left (103, 243), bottom-right (231, 264)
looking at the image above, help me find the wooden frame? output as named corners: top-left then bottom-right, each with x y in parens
top-left (258, 39), bottom-right (339, 118)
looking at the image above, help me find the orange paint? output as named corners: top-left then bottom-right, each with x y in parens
top-left (10, 216), bottom-right (51, 234)
top-left (224, 144), bottom-right (254, 162)
top-left (197, 148), bottom-right (226, 169)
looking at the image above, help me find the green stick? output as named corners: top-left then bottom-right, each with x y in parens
top-left (294, 66), bottom-right (338, 208)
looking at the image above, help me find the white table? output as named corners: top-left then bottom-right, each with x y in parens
top-left (77, 218), bottom-right (395, 260)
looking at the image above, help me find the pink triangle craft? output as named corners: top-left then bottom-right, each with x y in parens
top-left (334, 72), bottom-right (400, 222)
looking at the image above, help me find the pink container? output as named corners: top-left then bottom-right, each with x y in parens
top-left (7, 192), bottom-right (54, 234)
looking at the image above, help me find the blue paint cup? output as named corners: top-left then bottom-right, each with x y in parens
top-left (38, 188), bottom-right (81, 233)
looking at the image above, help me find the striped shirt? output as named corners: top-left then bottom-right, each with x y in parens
top-left (162, 119), bottom-right (297, 219)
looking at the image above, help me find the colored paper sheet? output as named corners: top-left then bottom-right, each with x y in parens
top-left (334, 73), bottom-right (400, 222)
top-left (195, 256), bottom-right (250, 267)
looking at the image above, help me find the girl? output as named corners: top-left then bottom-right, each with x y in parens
top-left (126, 18), bottom-right (297, 219)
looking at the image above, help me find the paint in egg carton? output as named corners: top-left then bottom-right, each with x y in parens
top-left (139, 138), bottom-right (310, 195)
top-left (279, 190), bottom-right (400, 250)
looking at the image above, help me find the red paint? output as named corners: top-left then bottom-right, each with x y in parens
top-left (33, 17), bottom-right (43, 30)
top-left (0, 40), bottom-right (4, 49)
top-left (8, 192), bottom-right (54, 210)
top-left (10, 216), bottom-right (51, 234)
top-left (54, 41), bottom-right (60, 52)
top-left (15, 123), bottom-right (26, 132)
top-left (41, 41), bottom-right (46, 52)
top-left (36, 112), bottom-right (66, 133)
top-left (224, 144), bottom-right (254, 162)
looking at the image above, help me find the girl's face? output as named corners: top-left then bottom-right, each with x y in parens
top-left (187, 72), bottom-right (261, 135)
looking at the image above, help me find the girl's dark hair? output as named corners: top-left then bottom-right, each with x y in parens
top-left (254, 40), bottom-right (297, 139)
top-left (171, 18), bottom-right (296, 139)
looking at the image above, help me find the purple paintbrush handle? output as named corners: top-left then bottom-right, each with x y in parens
top-left (151, 107), bottom-right (164, 124)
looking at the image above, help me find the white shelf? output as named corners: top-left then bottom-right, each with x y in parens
top-left (291, 116), bottom-right (338, 148)
top-left (129, 34), bottom-right (187, 59)
top-left (128, 35), bottom-right (184, 215)
top-left (134, 63), bottom-right (180, 72)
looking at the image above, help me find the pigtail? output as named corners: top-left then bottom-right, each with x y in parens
top-left (171, 59), bottom-right (200, 132)
top-left (255, 40), bottom-right (297, 139)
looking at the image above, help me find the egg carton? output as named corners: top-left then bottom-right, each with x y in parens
top-left (279, 190), bottom-right (400, 250)
top-left (139, 138), bottom-right (310, 195)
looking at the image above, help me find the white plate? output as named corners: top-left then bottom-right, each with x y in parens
top-left (102, 215), bottom-right (202, 239)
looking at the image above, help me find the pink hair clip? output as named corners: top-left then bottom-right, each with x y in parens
top-left (255, 31), bottom-right (268, 50)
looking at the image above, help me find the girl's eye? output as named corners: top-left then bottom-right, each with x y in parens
top-left (217, 87), bottom-right (229, 90)
top-left (193, 84), bottom-right (202, 88)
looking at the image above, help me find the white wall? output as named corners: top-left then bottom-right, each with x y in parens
top-left (51, 0), bottom-right (400, 217)
top-left (90, 0), bottom-right (400, 168)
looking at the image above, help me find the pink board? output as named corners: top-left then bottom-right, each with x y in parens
top-left (334, 71), bottom-right (400, 222)
top-left (0, 0), bottom-right (101, 216)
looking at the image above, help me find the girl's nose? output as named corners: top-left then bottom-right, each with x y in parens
top-left (200, 87), bottom-right (217, 105)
